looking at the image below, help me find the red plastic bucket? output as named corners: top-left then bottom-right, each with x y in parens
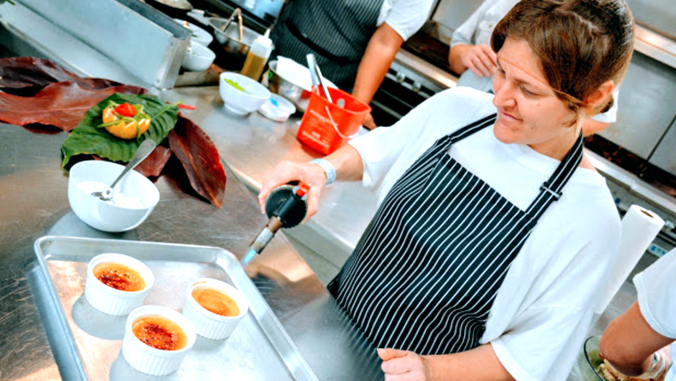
top-left (297, 87), bottom-right (371, 155)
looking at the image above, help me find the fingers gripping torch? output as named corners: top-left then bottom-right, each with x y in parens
top-left (240, 182), bottom-right (310, 267)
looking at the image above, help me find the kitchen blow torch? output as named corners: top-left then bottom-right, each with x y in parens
top-left (240, 182), bottom-right (310, 267)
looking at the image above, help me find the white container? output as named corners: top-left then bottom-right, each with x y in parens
top-left (174, 18), bottom-right (213, 46)
top-left (122, 305), bottom-right (196, 376)
top-left (258, 93), bottom-right (296, 122)
top-left (181, 41), bottom-right (216, 72)
top-left (68, 160), bottom-right (160, 233)
top-left (182, 278), bottom-right (248, 340)
top-left (219, 72), bottom-right (271, 115)
top-left (85, 253), bottom-right (154, 315)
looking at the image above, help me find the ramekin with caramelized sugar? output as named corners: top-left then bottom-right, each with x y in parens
top-left (182, 278), bottom-right (248, 340)
top-left (85, 253), bottom-right (154, 315)
top-left (122, 305), bottom-right (196, 376)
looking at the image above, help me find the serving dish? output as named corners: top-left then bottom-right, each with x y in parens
top-left (577, 335), bottom-right (607, 381)
top-left (181, 41), bottom-right (216, 71)
top-left (68, 160), bottom-right (160, 233)
top-left (174, 18), bottom-right (213, 46)
top-left (182, 277), bottom-right (248, 340)
top-left (122, 305), bottom-right (197, 376)
top-left (85, 253), bottom-right (155, 315)
top-left (31, 236), bottom-right (318, 380)
top-left (219, 72), bottom-right (271, 115)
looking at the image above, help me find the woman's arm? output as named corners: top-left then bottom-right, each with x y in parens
top-left (352, 22), bottom-right (404, 129)
top-left (599, 302), bottom-right (674, 377)
top-left (378, 344), bottom-right (514, 381)
top-left (258, 144), bottom-right (364, 221)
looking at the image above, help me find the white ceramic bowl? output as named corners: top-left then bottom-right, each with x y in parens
top-left (219, 72), bottom-right (271, 115)
top-left (181, 41), bottom-right (216, 72)
top-left (174, 18), bottom-right (213, 46)
top-left (85, 253), bottom-right (154, 315)
top-left (122, 305), bottom-right (196, 376)
top-left (68, 160), bottom-right (160, 232)
top-left (182, 278), bottom-right (248, 340)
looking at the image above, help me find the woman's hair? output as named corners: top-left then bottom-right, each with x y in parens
top-left (492, 0), bottom-right (634, 118)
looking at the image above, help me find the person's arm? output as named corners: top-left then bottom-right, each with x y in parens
top-left (258, 144), bottom-right (363, 221)
top-left (352, 22), bottom-right (404, 129)
top-left (378, 344), bottom-right (514, 381)
top-left (599, 302), bottom-right (674, 377)
top-left (448, 43), bottom-right (497, 78)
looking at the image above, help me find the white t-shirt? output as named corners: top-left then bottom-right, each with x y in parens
top-left (450, 0), bottom-right (619, 123)
top-left (377, 0), bottom-right (434, 41)
top-left (634, 249), bottom-right (676, 381)
top-left (348, 86), bottom-right (621, 381)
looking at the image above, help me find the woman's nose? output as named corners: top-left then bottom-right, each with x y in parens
top-left (493, 83), bottom-right (517, 108)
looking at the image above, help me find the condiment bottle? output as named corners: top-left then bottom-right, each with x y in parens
top-left (240, 29), bottom-right (273, 81)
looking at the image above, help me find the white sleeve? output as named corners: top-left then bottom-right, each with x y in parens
top-left (450, 0), bottom-right (498, 47)
top-left (348, 91), bottom-right (440, 191)
top-left (377, 0), bottom-right (435, 41)
top-left (492, 307), bottom-right (593, 381)
top-left (634, 248), bottom-right (676, 339)
top-left (489, 209), bottom-right (620, 380)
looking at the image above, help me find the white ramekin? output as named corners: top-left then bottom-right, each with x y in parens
top-left (122, 305), bottom-right (196, 376)
top-left (84, 253), bottom-right (154, 315)
top-left (182, 278), bottom-right (248, 340)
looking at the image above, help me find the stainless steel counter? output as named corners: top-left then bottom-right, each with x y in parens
top-left (0, 123), bottom-right (382, 381)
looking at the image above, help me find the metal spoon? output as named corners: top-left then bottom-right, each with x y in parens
top-left (91, 139), bottom-right (157, 202)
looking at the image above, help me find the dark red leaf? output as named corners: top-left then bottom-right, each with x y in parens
top-left (0, 82), bottom-right (147, 131)
top-left (0, 57), bottom-right (121, 96)
top-left (135, 146), bottom-right (172, 178)
top-left (168, 117), bottom-right (226, 208)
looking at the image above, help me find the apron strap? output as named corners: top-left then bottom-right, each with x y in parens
top-left (444, 113), bottom-right (585, 219)
top-left (526, 133), bottom-right (585, 218)
top-left (448, 113), bottom-right (497, 144)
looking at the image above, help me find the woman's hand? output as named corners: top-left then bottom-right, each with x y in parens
top-left (378, 348), bottom-right (434, 381)
top-left (258, 160), bottom-right (327, 222)
top-left (459, 44), bottom-right (497, 78)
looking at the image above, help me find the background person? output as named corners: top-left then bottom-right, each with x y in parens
top-left (260, 1), bottom-right (634, 379)
top-left (270, 0), bottom-right (434, 129)
top-left (599, 248), bottom-right (676, 381)
top-left (447, 0), bottom-right (620, 136)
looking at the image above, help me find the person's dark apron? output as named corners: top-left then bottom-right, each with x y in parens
top-left (327, 114), bottom-right (584, 355)
top-left (270, 0), bottom-right (385, 90)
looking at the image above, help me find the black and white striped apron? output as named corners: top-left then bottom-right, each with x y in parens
top-left (270, 0), bottom-right (385, 90)
top-left (327, 114), bottom-right (584, 355)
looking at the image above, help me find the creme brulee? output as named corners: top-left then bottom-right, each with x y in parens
top-left (94, 262), bottom-right (145, 291)
top-left (191, 288), bottom-right (240, 317)
top-left (132, 315), bottom-right (188, 351)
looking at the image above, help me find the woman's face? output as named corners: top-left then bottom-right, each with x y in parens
top-left (492, 37), bottom-right (580, 158)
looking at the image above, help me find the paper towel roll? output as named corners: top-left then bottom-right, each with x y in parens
top-left (595, 205), bottom-right (665, 315)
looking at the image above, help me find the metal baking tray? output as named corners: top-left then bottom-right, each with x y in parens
top-left (31, 235), bottom-right (318, 381)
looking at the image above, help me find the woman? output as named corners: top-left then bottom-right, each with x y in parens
top-left (260, 0), bottom-right (634, 379)
top-left (270, 0), bottom-right (433, 128)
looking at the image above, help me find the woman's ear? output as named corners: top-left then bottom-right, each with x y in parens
top-left (584, 80), bottom-right (615, 114)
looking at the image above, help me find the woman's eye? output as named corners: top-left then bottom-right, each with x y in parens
top-left (496, 67), bottom-right (506, 76)
top-left (522, 86), bottom-right (535, 96)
